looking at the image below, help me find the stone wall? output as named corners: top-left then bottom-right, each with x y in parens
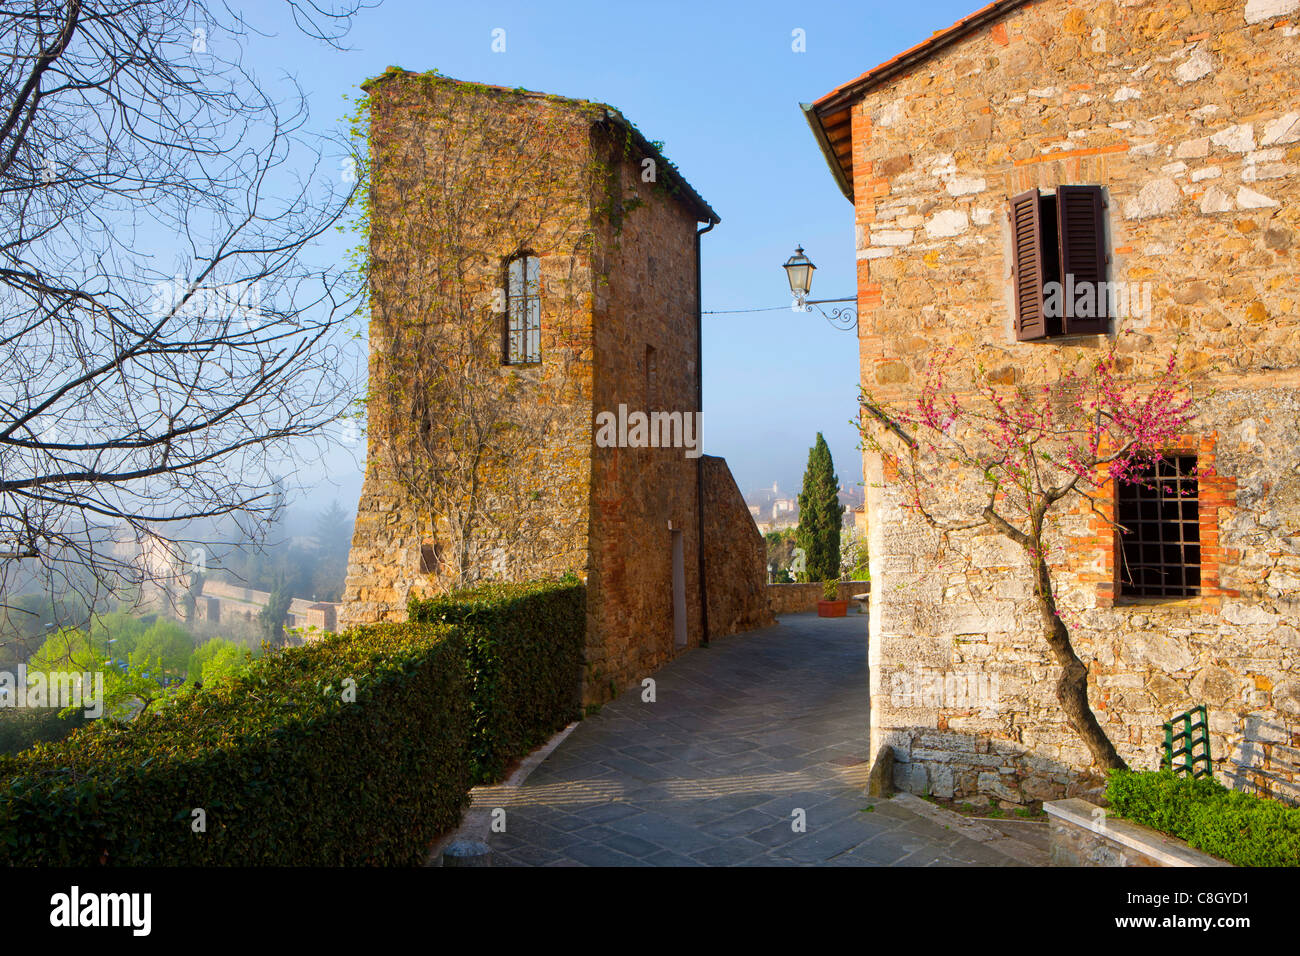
top-left (342, 73), bottom-right (595, 628)
top-left (584, 134), bottom-right (707, 703)
top-left (340, 72), bottom-right (769, 708)
top-left (840, 0), bottom-right (1300, 802)
top-left (768, 581), bottom-right (871, 616)
top-left (702, 456), bottom-right (777, 636)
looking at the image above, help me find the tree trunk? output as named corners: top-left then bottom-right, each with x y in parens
top-left (1030, 553), bottom-right (1128, 772)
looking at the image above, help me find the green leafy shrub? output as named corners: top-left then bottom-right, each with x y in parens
top-left (409, 580), bottom-right (584, 784)
top-left (0, 710), bottom-right (88, 757)
top-left (0, 622), bottom-right (470, 865)
top-left (1106, 769), bottom-right (1300, 867)
top-left (187, 637), bottom-right (255, 689)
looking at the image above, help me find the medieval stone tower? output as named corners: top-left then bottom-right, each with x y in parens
top-left (341, 70), bottom-right (771, 704)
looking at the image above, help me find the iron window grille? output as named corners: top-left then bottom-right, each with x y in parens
top-left (505, 254), bottom-right (540, 365)
top-left (1117, 455), bottom-right (1201, 599)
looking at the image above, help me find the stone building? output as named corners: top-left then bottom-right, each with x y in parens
top-left (342, 71), bottom-right (771, 705)
top-left (805, 0), bottom-right (1300, 802)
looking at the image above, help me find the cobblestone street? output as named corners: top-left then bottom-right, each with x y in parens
top-left (479, 614), bottom-right (1025, 866)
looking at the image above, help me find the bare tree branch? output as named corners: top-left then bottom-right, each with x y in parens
top-left (0, 1), bottom-right (369, 649)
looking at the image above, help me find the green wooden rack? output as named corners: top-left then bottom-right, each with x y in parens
top-left (1162, 704), bottom-right (1212, 779)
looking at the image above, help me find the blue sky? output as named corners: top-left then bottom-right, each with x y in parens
top-left (247, 0), bottom-right (983, 509)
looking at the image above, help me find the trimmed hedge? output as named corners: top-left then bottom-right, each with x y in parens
top-left (0, 622), bottom-right (470, 866)
top-left (1106, 769), bottom-right (1300, 867)
top-left (0, 710), bottom-right (87, 757)
top-left (409, 580), bottom-right (584, 784)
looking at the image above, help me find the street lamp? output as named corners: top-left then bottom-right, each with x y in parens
top-left (782, 244), bottom-right (857, 331)
top-left (783, 245), bottom-right (816, 301)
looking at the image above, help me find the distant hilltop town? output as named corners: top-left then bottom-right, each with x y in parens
top-left (744, 482), bottom-right (865, 536)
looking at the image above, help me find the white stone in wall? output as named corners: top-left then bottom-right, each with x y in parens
top-left (1112, 85), bottom-right (1143, 102)
top-left (972, 207), bottom-right (994, 226)
top-left (1268, 571), bottom-right (1300, 592)
top-left (1242, 714), bottom-right (1289, 743)
top-left (871, 228), bottom-right (914, 246)
top-left (874, 201), bottom-right (908, 222)
top-left (1161, 161), bottom-right (1188, 175)
top-left (1243, 163), bottom-right (1297, 182)
top-left (1237, 185), bottom-right (1280, 208)
top-left (858, 247), bottom-right (895, 260)
top-left (1245, 0), bottom-right (1299, 25)
top-left (1222, 603), bottom-right (1280, 626)
top-left (1274, 684), bottom-right (1300, 716)
top-left (873, 99), bottom-right (904, 128)
top-left (1260, 112), bottom-right (1300, 146)
top-left (924, 209), bottom-right (969, 238)
top-left (927, 153), bottom-right (957, 177)
top-left (1028, 86), bottom-right (1057, 98)
top-left (1133, 634), bottom-right (1190, 671)
top-left (1246, 147), bottom-right (1285, 163)
top-left (1175, 137), bottom-right (1210, 158)
top-left (1191, 166), bottom-right (1222, 182)
top-left (1174, 48), bottom-right (1217, 83)
top-left (1210, 123), bottom-right (1256, 153)
top-left (1123, 177), bottom-right (1180, 219)
top-left (1191, 104), bottom-right (1220, 121)
top-left (946, 176), bottom-right (987, 197)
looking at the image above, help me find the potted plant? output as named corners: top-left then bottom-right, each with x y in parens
top-left (817, 579), bottom-right (849, 617)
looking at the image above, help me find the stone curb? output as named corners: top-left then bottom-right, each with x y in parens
top-left (892, 792), bottom-right (1052, 866)
top-left (426, 720), bottom-right (581, 866)
top-left (1044, 797), bottom-right (1232, 867)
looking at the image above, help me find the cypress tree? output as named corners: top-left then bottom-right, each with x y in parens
top-left (795, 432), bottom-right (844, 582)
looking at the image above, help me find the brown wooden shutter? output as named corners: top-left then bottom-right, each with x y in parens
top-left (1010, 189), bottom-right (1047, 341)
top-left (1057, 184), bottom-right (1109, 334)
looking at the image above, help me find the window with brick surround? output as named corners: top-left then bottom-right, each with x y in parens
top-left (504, 253), bottom-right (540, 364)
top-left (1117, 456), bottom-right (1201, 599)
top-left (1009, 185), bottom-right (1110, 341)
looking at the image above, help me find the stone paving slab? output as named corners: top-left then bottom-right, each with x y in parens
top-left (482, 613), bottom-right (1024, 867)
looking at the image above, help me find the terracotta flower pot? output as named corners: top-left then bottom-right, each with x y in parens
top-left (817, 599), bottom-right (849, 618)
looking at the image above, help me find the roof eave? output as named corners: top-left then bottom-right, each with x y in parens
top-left (801, 102), bottom-right (853, 203)
top-left (804, 0), bottom-right (1034, 202)
top-left (601, 109), bottom-right (720, 225)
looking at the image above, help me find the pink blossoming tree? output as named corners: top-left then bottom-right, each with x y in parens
top-left (858, 338), bottom-right (1198, 772)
